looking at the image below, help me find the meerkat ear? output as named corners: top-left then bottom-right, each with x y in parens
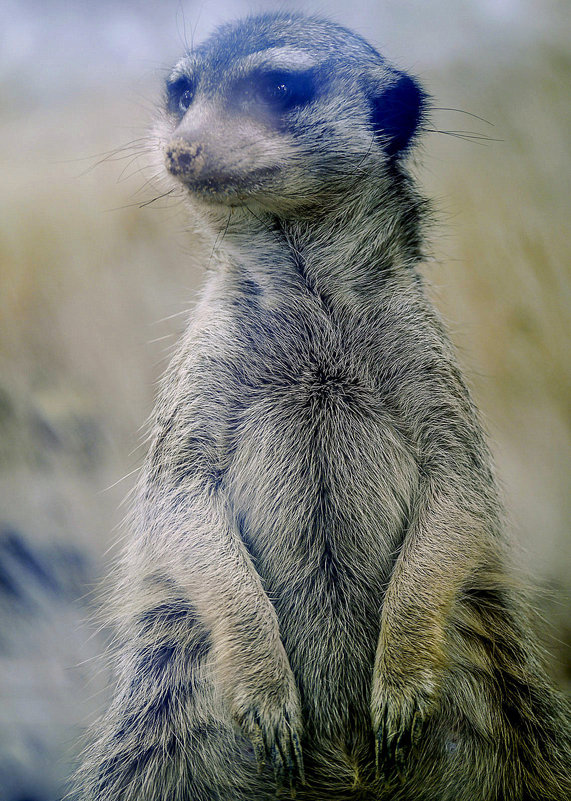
top-left (368, 71), bottom-right (427, 158)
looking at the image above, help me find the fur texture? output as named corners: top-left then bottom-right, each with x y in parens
top-left (73, 13), bottom-right (571, 800)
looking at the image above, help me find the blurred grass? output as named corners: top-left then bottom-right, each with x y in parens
top-left (0, 43), bottom-right (569, 686)
top-left (422, 43), bottom-right (571, 679)
top-left (0, 87), bottom-right (201, 555)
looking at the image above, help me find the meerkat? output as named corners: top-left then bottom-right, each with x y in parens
top-left (73, 12), bottom-right (571, 801)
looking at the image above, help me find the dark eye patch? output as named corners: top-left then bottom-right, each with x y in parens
top-left (166, 75), bottom-right (196, 116)
top-left (254, 69), bottom-right (316, 111)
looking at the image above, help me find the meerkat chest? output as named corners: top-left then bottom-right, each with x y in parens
top-left (223, 315), bottom-right (419, 591)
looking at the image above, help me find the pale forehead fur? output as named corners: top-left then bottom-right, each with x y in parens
top-left (170, 46), bottom-right (317, 84)
top-left (170, 13), bottom-right (389, 84)
top-left (241, 47), bottom-right (317, 71)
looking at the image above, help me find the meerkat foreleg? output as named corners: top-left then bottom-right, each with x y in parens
top-left (145, 482), bottom-right (305, 794)
top-left (371, 481), bottom-right (484, 774)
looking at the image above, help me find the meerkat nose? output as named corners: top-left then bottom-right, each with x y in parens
top-left (165, 139), bottom-right (206, 178)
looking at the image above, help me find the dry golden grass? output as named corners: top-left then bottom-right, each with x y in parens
top-left (421, 43), bottom-right (571, 679)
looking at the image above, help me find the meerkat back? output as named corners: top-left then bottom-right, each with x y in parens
top-left (73, 13), bottom-right (571, 801)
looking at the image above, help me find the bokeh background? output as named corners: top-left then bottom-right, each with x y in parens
top-left (0, 1), bottom-right (569, 798)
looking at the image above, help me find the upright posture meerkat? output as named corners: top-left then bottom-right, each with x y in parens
top-left (75, 13), bottom-right (570, 801)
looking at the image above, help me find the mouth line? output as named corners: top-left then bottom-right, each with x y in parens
top-left (176, 166), bottom-right (281, 203)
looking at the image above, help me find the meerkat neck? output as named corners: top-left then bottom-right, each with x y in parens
top-left (204, 174), bottom-right (426, 311)
top-left (287, 179), bottom-right (426, 298)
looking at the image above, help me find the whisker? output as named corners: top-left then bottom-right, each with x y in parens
top-left (104, 187), bottom-right (178, 212)
top-left (208, 209), bottom-right (233, 267)
top-left (426, 127), bottom-right (503, 145)
top-left (432, 107), bottom-right (494, 126)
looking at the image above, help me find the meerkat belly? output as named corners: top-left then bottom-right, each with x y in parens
top-left (226, 371), bottom-right (418, 733)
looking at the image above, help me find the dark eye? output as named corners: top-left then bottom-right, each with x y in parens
top-left (257, 71), bottom-right (315, 111)
top-left (166, 76), bottom-right (195, 116)
top-left (263, 81), bottom-right (290, 103)
top-left (178, 89), bottom-right (193, 113)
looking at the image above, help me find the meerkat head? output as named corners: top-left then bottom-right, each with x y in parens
top-left (160, 13), bottom-right (428, 215)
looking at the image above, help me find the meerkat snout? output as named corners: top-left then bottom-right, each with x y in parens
top-left (164, 139), bottom-right (206, 178)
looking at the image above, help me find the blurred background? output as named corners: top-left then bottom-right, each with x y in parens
top-left (0, 1), bottom-right (569, 798)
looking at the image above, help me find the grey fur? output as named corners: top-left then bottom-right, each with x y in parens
top-left (73, 13), bottom-right (571, 801)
